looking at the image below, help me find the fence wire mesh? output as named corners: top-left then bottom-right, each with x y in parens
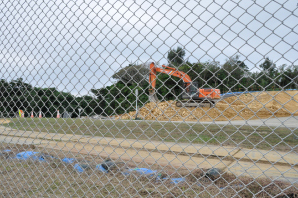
top-left (1, 0), bottom-right (298, 197)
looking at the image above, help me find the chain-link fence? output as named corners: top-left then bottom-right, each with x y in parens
top-left (1, 0), bottom-right (298, 197)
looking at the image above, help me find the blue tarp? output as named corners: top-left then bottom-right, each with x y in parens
top-left (1, 149), bottom-right (197, 186)
top-left (15, 151), bottom-right (54, 162)
top-left (170, 178), bottom-right (185, 184)
top-left (123, 168), bottom-right (157, 177)
top-left (62, 158), bottom-right (76, 164)
top-left (74, 164), bottom-right (84, 172)
top-left (15, 151), bottom-right (40, 160)
top-left (221, 89), bottom-right (297, 97)
top-left (74, 164), bottom-right (90, 173)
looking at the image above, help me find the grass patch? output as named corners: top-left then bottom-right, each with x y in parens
top-left (4, 118), bottom-right (298, 152)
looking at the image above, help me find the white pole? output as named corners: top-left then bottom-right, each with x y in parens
top-left (135, 89), bottom-right (138, 119)
top-left (78, 108), bottom-right (82, 118)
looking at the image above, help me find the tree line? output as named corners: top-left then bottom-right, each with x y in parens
top-left (0, 78), bottom-right (102, 118)
top-left (1, 47), bottom-right (297, 117)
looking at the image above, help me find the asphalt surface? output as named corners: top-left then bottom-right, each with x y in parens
top-left (126, 116), bottom-right (298, 128)
top-left (201, 116), bottom-right (298, 128)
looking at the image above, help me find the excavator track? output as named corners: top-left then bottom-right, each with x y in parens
top-left (175, 93), bottom-right (242, 108)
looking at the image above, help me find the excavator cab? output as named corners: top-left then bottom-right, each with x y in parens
top-left (182, 81), bottom-right (198, 99)
top-left (189, 82), bottom-right (198, 94)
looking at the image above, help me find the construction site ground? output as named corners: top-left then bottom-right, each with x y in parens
top-left (2, 143), bottom-right (298, 197)
top-left (0, 91), bottom-right (297, 187)
top-left (117, 91), bottom-right (298, 122)
top-left (0, 126), bottom-right (298, 184)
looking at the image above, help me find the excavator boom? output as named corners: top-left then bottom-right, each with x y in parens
top-left (149, 62), bottom-right (192, 102)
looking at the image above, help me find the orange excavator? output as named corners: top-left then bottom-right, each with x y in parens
top-left (149, 62), bottom-right (221, 107)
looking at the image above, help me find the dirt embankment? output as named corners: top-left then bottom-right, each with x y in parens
top-left (117, 91), bottom-right (298, 122)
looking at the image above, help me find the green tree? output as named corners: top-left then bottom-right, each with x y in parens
top-left (222, 55), bottom-right (249, 92)
top-left (282, 65), bottom-right (298, 89)
top-left (259, 57), bottom-right (276, 74)
top-left (91, 81), bottom-right (149, 116)
top-left (258, 57), bottom-right (277, 90)
top-left (167, 46), bottom-right (186, 67)
top-left (112, 63), bottom-right (149, 86)
top-left (202, 61), bottom-right (221, 88)
top-left (75, 95), bottom-right (102, 117)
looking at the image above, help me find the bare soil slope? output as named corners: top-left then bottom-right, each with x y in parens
top-left (117, 91), bottom-right (298, 122)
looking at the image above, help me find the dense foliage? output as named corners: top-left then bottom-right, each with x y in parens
top-left (167, 46), bottom-right (186, 67)
top-left (0, 78), bottom-right (102, 118)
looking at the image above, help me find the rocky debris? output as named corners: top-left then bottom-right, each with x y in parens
top-left (116, 91), bottom-right (298, 122)
top-left (206, 168), bottom-right (221, 180)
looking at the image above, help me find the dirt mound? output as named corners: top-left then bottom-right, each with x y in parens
top-left (116, 91), bottom-right (298, 122)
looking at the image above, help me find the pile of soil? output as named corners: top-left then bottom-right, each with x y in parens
top-left (116, 91), bottom-right (298, 122)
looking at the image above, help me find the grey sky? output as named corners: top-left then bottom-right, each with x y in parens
top-left (0, 0), bottom-right (297, 96)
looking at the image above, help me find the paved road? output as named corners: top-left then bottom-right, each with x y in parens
top-left (126, 116), bottom-right (298, 128)
top-left (201, 116), bottom-right (298, 128)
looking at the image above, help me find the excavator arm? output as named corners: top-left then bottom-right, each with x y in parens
top-left (149, 62), bottom-right (192, 102)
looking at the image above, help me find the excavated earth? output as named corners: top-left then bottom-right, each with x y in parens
top-left (116, 91), bottom-right (298, 122)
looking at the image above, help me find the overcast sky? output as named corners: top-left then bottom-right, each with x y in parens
top-left (0, 0), bottom-right (297, 96)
